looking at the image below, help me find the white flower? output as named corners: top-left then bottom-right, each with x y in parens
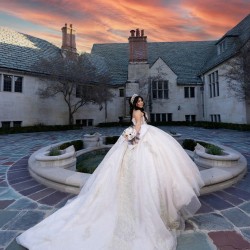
top-left (122, 126), bottom-right (137, 141)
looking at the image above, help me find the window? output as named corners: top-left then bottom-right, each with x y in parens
top-left (3, 75), bottom-right (12, 92)
top-left (1, 121), bottom-right (11, 128)
top-left (156, 113), bottom-right (161, 122)
top-left (76, 85), bottom-right (83, 98)
top-left (152, 80), bottom-right (168, 99)
top-left (150, 113), bottom-right (171, 122)
top-left (76, 119), bottom-right (94, 126)
top-left (184, 87), bottom-right (195, 98)
top-left (14, 76), bottom-right (23, 92)
top-left (185, 115), bottom-right (190, 122)
top-left (184, 87), bottom-right (189, 98)
top-left (185, 115), bottom-right (196, 122)
top-left (162, 114), bottom-right (166, 122)
top-left (119, 88), bottom-right (124, 97)
top-left (13, 121), bottom-right (22, 127)
top-left (210, 114), bottom-right (221, 122)
top-left (208, 71), bottom-right (219, 97)
top-left (2, 74), bottom-right (23, 93)
top-left (75, 119), bottom-right (81, 125)
top-left (218, 40), bottom-right (226, 55)
top-left (167, 113), bottom-right (172, 122)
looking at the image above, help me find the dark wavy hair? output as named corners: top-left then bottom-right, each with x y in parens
top-left (128, 95), bottom-right (148, 122)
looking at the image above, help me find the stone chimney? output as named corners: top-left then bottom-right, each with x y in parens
top-left (61, 23), bottom-right (77, 54)
top-left (128, 28), bottom-right (147, 63)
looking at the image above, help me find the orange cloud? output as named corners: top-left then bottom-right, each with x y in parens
top-left (0, 0), bottom-right (249, 52)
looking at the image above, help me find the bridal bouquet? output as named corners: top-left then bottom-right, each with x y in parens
top-left (122, 126), bottom-right (140, 144)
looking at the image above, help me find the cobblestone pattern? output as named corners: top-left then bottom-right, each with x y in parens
top-left (0, 126), bottom-right (249, 249)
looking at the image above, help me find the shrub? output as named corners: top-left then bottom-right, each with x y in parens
top-left (48, 147), bottom-right (61, 156)
top-left (59, 140), bottom-right (84, 151)
top-left (196, 140), bottom-right (211, 148)
top-left (105, 136), bottom-right (120, 145)
top-left (71, 140), bottom-right (84, 151)
top-left (206, 145), bottom-right (224, 155)
top-left (182, 139), bottom-right (197, 151)
top-left (59, 142), bottom-right (72, 150)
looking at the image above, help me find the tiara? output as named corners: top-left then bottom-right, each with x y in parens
top-left (130, 94), bottom-right (138, 104)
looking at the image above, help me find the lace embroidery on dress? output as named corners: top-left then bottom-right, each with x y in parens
top-left (108, 148), bottom-right (136, 249)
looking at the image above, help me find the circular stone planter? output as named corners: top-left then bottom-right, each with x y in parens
top-left (83, 132), bottom-right (103, 148)
top-left (35, 145), bottom-right (76, 171)
top-left (194, 143), bottom-right (240, 168)
top-left (28, 138), bottom-right (247, 195)
top-left (28, 142), bottom-right (111, 194)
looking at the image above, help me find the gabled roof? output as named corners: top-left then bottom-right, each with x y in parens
top-left (201, 14), bottom-right (250, 74)
top-left (92, 14), bottom-right (250, 85)
top-left (92, 41), bottom-right (215, 85)
top-left (0, 27), bottom-right (61, 74)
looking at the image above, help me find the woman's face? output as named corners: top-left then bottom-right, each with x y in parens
top-left (136, 97), bottom-right (144, 108)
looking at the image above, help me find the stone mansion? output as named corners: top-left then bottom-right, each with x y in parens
top-left (0, 15), bottom-right (250, 127)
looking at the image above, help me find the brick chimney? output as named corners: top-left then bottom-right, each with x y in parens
top-left (61, 23), bottom-right (77, 54)
top-left (128, 28), bottom-right (147, 63)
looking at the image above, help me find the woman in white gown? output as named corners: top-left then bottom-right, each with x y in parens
top-left (17, 94), bottom-right (204, 250)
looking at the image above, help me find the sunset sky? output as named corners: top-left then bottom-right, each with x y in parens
top-left (0, 0), bottom-right (249, 53)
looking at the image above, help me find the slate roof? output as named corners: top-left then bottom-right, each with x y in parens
top-left (0, 27), bottom-right (61, 74)
top-left (201, 14), bottom-right (250, 74)
top-left (92, 41), bottom-right (215, 85)
top-left (92, 14), bottom-right (250, 85)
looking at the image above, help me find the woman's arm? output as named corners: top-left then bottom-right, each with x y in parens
top-left (133, 110), bottom-right (142, 133)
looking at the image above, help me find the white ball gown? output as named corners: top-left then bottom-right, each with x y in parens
top-left (16, 118), bottom-right (204, 250)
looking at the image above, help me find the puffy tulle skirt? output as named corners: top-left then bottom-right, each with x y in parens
top-left (16, 124), bottom-right (204, 250)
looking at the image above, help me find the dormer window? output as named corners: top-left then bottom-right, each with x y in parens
top-left (217, 40), bottom-right (227, 55)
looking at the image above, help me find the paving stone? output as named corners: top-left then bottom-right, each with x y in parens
top-left (0, 211), bottom-right (19, 228)
top-left (5, 238), bottom-right (27, 250)
top-left (7, 198), bottom-right (38, 210)
top-left (38, 191), bottom-right (70, 206)
top-left (0, 200), bottom-right (15, 209)
top-left (19, 184), bottom-right (47, 196)
top-left (213, 190), bottom-right (245, 206)
top-left (224, 187), bottom-right (250, 201)
top-left (235, 180), bottom-right (250, 193)
top-left (3, 210), bottom-right (45, 230)
top-left (7, 171), bottom-right (30, 180)
top-left (0, 231), bottom-right (18, 247)
top-left (0, 187), bottom-right (21, 200)
top-left (12, 179), bottom-right (40, 192)
top-left (37, 204), bottom-right (53, 210)
top-left (54, 195), bottom-right (74, 208)
top-left (196, 201), bottom-right (214, 214)
top-left (200, 194), bottom-right (233, 210)
top-left (177, 232), bottom-right (215, 250)
top-left (239, 201), bottom-right (250, 214)
top-left (27, 188), bottom-right (56, 201)
top-left (190, 213), bottom-right (234, 230)
top-left (241, 228), bottom-right (250, 242)
top-left (208, 231), bottom-right (250, 250)
top-left (8, 176), bottom-right (32, 185)
top-left (222, 208), bottom-right (250, 227)
top-left (0, 181), bottom-right (8, 187)
top-left (184, 220), bottom-right (195, 230)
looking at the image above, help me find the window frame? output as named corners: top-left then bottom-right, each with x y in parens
top-left (3, 75), bottom-right (12, 92)
top-left (151, 80), bottom-right (169, 99)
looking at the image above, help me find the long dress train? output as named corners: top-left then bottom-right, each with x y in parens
top-left (16, 119), bottom-right (204, 250)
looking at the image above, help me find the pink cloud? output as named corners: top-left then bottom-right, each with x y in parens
top-left (0, 0), bottom-right (249, 52)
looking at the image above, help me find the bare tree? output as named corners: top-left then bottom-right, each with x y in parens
top-left (36, 53), bottom-right (113, 125)
top-left (224, 42), bottom-right (250, 101)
